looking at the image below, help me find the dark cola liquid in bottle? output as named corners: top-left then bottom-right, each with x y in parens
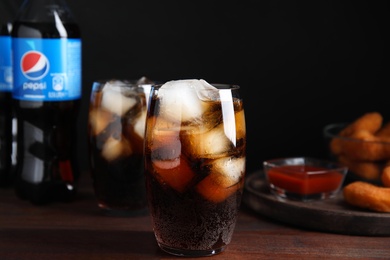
top-left (12, 0), bottom-right (82, 204)
top-left (0, 22), bottom-right (14, 187)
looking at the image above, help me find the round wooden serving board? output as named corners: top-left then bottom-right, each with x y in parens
top-left (242, 171), bottom-right (390, 236)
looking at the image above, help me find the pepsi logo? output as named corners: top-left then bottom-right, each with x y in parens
top-left (21, 51), bottom-right (50, 80)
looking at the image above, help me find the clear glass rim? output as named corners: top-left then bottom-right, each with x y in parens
top-left (263, 157), bottom-right (348, 174)
top-left (91, 79), bottom-right (154, 93)
top-left (92, 78), bottom-right (154, 85)
top-left (152, 82), bottom-right (240, 90)
top-left (323, 123), bottom-right (390, 145)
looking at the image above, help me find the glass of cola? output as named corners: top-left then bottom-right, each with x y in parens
top-left (88, 78), bottom-right (152, 216)
top-left (144, 79), bottom-right (246, 256)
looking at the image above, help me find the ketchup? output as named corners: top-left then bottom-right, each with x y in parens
top-left (267, 165), bottom-right (343, 195)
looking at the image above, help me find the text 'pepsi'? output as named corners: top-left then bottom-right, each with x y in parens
top-left (13, 39), bottom-right (81, 101)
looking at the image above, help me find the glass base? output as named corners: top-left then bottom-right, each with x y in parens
top-left (158, 243), bottom-right (226, 257)
top-left (270, 185), bottom-right (339, 202)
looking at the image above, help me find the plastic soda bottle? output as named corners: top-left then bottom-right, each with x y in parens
top-left (11, 0), bottom-right (82, 204)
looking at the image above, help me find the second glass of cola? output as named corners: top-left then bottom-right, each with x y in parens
top-left (88, 78), bottom-right (151, 216)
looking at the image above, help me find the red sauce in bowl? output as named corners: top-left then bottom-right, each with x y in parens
top-left (267, 165), bottom-right (344, 195)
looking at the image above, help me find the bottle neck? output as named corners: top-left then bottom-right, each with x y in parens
top-left (0, 23), bottom-right (12, 35)
top-left (15, 0), bottom-right (76, 24)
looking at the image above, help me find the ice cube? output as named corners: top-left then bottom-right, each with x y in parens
top-left (210, 156), bottom-right (245, 186)
top-left (196, 157), bottom-right (245, 203)
top-left (133, 109), bottom-right (147, 139)
top-left (152, 155), bottom-right (195, 193)
top-left (182, 123), bottom-right (234, 159)
top-left (101, 136), bottom-right (133, 161)
top-left (89, 108), bottom-right (114, 136)
top-left (158, 79), bottom-right (217, 122)
top-left (196, 174), bottom-right (241, 203)
top-left (235, 109), bottom-right (246, 141)
top-left (101, 82), bottom-right (138, 116)
top-left (145, 116), bottom-right (182, 162)
top-left (136, 76), bottom-right (153, 107)
top-left (137, 76), bottom-right (154, 85)
top-left (181, 101), bottom-right (246, 158)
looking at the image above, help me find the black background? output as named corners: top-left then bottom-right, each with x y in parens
top-left (1, 0), bottom-right (389, 174)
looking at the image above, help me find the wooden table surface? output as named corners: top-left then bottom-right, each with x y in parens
top-left (1, 172), bottom-right (390, 260)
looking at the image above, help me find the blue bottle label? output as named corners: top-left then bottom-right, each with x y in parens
top-left (0, 36), bottom-right (13, 92)
top-left (13, 38), bottom-right (82, 101)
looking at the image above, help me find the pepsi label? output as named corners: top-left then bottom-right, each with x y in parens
top-left (13, 38), bottom-right (82, 101)
top-left (0, 35), bottom-right (13, 92)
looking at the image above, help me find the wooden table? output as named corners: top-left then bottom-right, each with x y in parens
top-left (1, 173), bottom-right (390, 260)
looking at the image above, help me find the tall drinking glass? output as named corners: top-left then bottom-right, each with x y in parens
top-left (144, 79), bottom-right (246, 256)
top-left (88, 79), bottom-right (151, 216)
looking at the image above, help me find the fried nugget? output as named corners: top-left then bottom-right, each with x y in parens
top-left (343, 181), bottom-right (390, 213)
top-left (381, 166), bottom-right (390, 187)
top-left (329, 137), bottom-right (343, 156)
top-left (338, 130), bottom-right (389, 161)
top-left (375, 122), bottom-right (390, 159)
top-left (376, 122), bottom-right (390, 140)
top-left (337, 155), bottom-right (381, 180)
top-left (339, 112), bottom-right (383, 137)
top-left (330, 112), bottom-right (385, 160)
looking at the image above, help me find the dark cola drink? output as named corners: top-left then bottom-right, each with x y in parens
top-left (11, 0), bottom-right (82, 204)
top-left (88, 79), bottom-right (151, 215)
top-left (144, 79), bottom-right (246, 256)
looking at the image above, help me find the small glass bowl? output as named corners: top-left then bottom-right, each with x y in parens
top-left (263, 157), bottom-right (348, 201)
top-left (323, 123), bottom-right (390, 184)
